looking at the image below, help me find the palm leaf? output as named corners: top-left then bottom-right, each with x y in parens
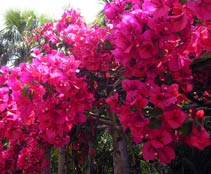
top-left (0, 9), bottom-right (52, 66)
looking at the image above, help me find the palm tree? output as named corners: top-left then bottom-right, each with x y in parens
top-left (0, 9), bottom-right (52, 66)
top-left (92, 0), bottom-right (108, 26)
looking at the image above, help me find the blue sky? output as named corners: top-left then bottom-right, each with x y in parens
top-left (0, 0), bottom-right (104, 28)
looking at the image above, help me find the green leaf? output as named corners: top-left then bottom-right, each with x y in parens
top-left (149, 118), bottom-right (162, 129)
top-left (151, 108), bottom-right (163, 117)
top-left (130, 106), bottom-right (138, 112)
top-left (28, 90), bottom-right (34, 101)
top-left (179, 0), bottom-right (187, 4)
top-left (103, 40), bottom-right (113, 50)
top-left (142, 107), bottom-right (152, 118)
top-left (190, 51), bottom-right (211, 72)
top-left (1, 138), bottom-right (9, 149)
top-left (179, 120), bottom-right (193, 137)
top-left (142, 107), bottom-right (163, 118)
top-left (22, 84), bottom-right (29, 96)
top-left (42, 92), bottom-right (48, 100)
top-left (203, 116), bottom-right (211, 132)
top-left (125, 2), bottom-right (132, 10)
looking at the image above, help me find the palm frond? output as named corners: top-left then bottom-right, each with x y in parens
top-left (0, 9), bottom-right (52, 66)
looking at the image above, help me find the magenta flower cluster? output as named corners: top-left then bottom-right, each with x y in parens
top-left (1, 0), bottom-right (211, 172)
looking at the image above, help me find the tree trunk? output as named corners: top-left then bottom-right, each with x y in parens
top-left (86, 142), bottom-right (93, 174)
top-left (111, 129), bottom-right (129, 174)
top-left (58, 148), bottom-right (66, 174)
top-left (41, 147), bottom-right (52, 174)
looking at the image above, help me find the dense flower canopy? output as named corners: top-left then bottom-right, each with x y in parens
top-left (1, 0), bottom-right (211, 173)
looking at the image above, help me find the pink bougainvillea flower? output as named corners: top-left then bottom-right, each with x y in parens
top-left (56, 9), bottom-right (86, 32)
top-left (122, 79), bottom-right (149, 97)
top-left (24, 110), bottom-right (35, 126)
top-left (167, 1), bottom-right (190, 33)
top-left (138, 30), bottom-right (158, 59)
top-left (142, 142), bottom-right (157, 161)
top-left (2, 0), bottom-right (211, 170)
top-left (122, 79), bottom-right (149, 108)
top-left (184, 127), bottom-right (211, 150)
top-left (157, 145), bottom-right (175, 164)
top-left (148, 128), bottom-right (173, 148)
top-left (163, 107), bottom-right (187, 129)
top-left (172, 69), bottom-right (193, 93)
top-left (126, 91), bottom-right (148, 108)
top-left (142, 0), bottom-right (170, 18)
top-left (150, 84), bottom-right (178, 109)
top-left (0, 87), bottom-right (9, 112)
top-left (143, 142), bottom-right (175, 163)
top-left (159, 33), bottom-right (180, 51)
top-left (17, 139), bottom-right (50, 173)
top-left (106, 93), bottom-right (120, 113)
top-left (186, 0), bottom-right (211, 21)
top-left (0, 66), bottom-right (9, 85)
top-left (168, 11), bottom-right (189, 33)
top-left (195, 110), bottom-right (205, 120)
top-left (199, 24), bottom-right (211, 51)
top-left (130, 118), bottom-right (149, 144)
top-left (167, 52), bottom-right (191, 72)
top-left (104, 2), bottom-right (123, 20)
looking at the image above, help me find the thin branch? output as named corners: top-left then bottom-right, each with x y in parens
top-left (180, 103), bottom-right (211, 111)
top-left (88, 112), bottom-right (113, 126)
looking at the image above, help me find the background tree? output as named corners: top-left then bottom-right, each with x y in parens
top-left (0, 9), bottom-right (52, 66)
top-left (93, 0), bottom-right (110, 26)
